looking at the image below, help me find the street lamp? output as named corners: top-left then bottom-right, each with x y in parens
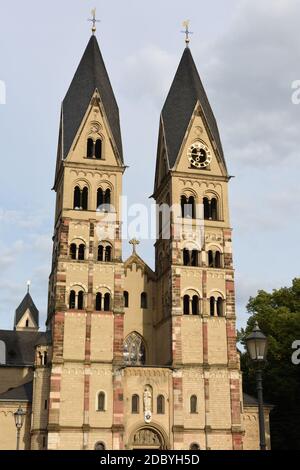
top-left (245, 321), bottom-right (268, 451)
top-left (14, 405), bottom-right (26, 450)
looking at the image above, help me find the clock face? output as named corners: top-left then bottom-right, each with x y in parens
top-left (188, 142), bottom-right (212, 169)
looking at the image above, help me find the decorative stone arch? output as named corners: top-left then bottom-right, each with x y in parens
top-left (96, 179), bottom-right (113, 192)
top-left (93, 284), bottom-right (113, 295)
top-left (208, 289), bottom-right (225, 299)
top-left (182, 287), bottom-right (202, 298)
top-left (67, 282), bottom-right (88, 294)
top-left (128, 423), bottom-right (169, 450)
top-left (181, 187), bottom-right (198, 200)
top-left (206, 242), bottom-right (223, 253)
top-left (73, 177), bottom-right (91, 191)
top-left (70, 236), bottom-right (88, 245)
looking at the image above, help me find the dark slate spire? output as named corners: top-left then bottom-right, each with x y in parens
top-left (161, 47), bottom-right (226, 171)
top-left (14, 292), bottom-right (39, 329)
top-left (61, 35), bottom-right (123, 162)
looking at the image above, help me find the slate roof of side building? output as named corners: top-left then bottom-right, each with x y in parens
top-left (0, 330), bottom-right (52, 366)
top-left (0, 380), bottom-right (33, 402)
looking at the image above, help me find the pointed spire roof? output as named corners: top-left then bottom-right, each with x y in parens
top-left (161, 47), bottom-right (225, 171)
top-left (61, 35), bottom-right (123, 162)
top-left (14, 292), bottom-right (39, 328)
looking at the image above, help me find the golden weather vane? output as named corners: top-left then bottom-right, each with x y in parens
top-left (88, 8), bottom-right (100, 34)
top-left (181, 20), bottom-right (193, 46)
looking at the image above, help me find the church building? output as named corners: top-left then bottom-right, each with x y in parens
top-left (0, 26), bottom-right (272, 450)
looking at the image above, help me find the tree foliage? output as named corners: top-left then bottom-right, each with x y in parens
top-left (239, 278), bottom-right (300, 449)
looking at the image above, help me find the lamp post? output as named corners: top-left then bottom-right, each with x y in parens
top-left (245, 321), bottom-right (268, 451)
top-left (14, 405), bottom-right (26, 450)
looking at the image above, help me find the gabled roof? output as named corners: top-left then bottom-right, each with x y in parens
top-left (0, 381), bottom-right (33, 402)
top-left (161, 47), bottom-right (226, 171)
top-left (61, 34), bottom-right (123, 162)
top-left (15, 292), bottom-right (39, 328)
top-left (124, 252), bottom-right (156, 281)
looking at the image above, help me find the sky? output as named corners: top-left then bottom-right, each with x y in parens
top-left (0, 0), bottom-right (300, 330)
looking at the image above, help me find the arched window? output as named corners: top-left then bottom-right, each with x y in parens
top-left (203, 197), bottom-right (210, 220)
top-left (211, 198), bottom-right (218, 220)
top-left (25, 319), bottom-right (29, 327)
top-left (208, 250), bottom-right (214, 267)
top-left (210, 297), bottom-right (215, 317)
top-left (123, 332), bottom-right (146, 365)
top-left (157, 395), bottom-right (165, 414)
top-left (188, 196), bottom-right (195, 219)
top-left (131, 394), bottom-right (139, 414)
top-left (215, 251), bottom-right (221, 268)
top-left (105, 245), bottom-right (112, 262)
top-left (217, 297), bottom-right (224, 317)
top-left (87, 138), bottom-right (94, 158)
top-left (183, 249), bottom-right (190, 266)
top-left (78, 244), bottom-right (85, 261)
top-left (73, 186), bottom-right (81, 209)
top-left (104, 293), bottom-right (111, 311)
top-left (192, 296), bottom-right (199, 315)
top-left (190, 443), bottom-right (200, 450)
top-left (97, 392), bottom-right (105, 411)
top-left (70, 243), bottom-right (77, 260)
top-left (191, 250), bottom-right (199, 267)
top-left (94, 442), bottom-right (106, 450)
top-left (95, 293), bottom-right (102, 311)
top-left (124, 291), bottom-right (129, 308)
top-left (181, 195), bottom-right (187, 218)
top-left (104, 189), bottom-right (111, 206)
top-left (141, 292), bottom-right (148, 309)
top-left (97, 188), bottom-right (104, 210)
top-left (78, 291), bottom-right (84, 310)
top-left (190, 395), bottom-right (197, 414)
top-left (69, 290), bottom-right (76, 309)
top-left (81, 187), bottom-right (88, 211)
top-left (183, 295), bottom-right (190, 315)
top-left (98, 245), bottom-right (104, 261)
top-left (95, 139), bottom-right (102, 159)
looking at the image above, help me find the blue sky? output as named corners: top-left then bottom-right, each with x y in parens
top-left (0, 0), bottom-right (300, 330)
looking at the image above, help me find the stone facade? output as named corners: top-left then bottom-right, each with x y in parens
top-left (0, 33), bottom-right (271, 450)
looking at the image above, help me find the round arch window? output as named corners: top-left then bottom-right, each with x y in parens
top-left (94, 441), bottom-right (106, 450)
top-left (190, 443), bottom-right (200, 450)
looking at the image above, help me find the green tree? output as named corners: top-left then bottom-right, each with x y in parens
top-left (239, 278), bottom-right (300, 449)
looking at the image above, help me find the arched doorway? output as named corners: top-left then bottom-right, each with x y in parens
top-left (130, 426), bottom-right (168, 450)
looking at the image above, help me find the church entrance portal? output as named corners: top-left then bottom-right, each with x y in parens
top-left (130, 426), bottom-right (167, 450)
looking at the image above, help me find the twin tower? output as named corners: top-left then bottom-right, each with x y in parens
top-left (32, 33), bottom-right (251, 450)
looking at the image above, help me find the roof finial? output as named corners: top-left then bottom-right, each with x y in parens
top-left (129, 238), bottom-right (140, 254)
top-left (181, 20), bottom-right (193, 47)
top-left (88, 8), bottom-right (100, 35)
top-left (27, 280), bottom-right (31, 294)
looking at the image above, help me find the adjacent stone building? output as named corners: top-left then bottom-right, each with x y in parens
top-left (0, 31), bottom-right (272, 450)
